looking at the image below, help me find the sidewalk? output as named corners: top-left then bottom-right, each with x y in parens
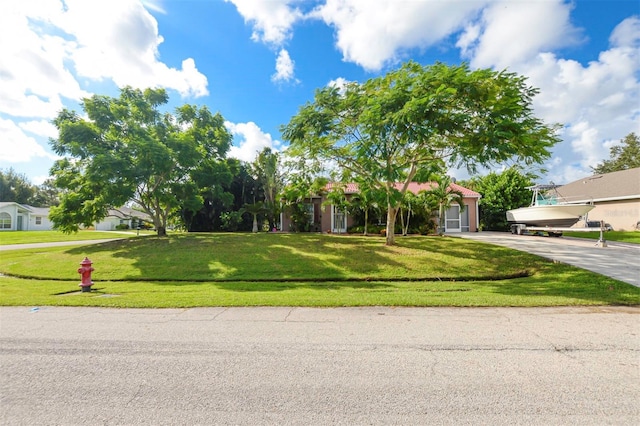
top-left (0, 239), bottom-right (122, 251)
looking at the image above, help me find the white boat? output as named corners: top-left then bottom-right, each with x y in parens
top-left (506, 184), bottom-right (594, 228)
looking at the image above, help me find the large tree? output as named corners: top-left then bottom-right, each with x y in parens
top-left (0, 168), bottom-right (35, 204)
top-left (463, 167), bottom-right (535, 231)
top-left (592, 133), bottom-right (640, 174)
top-left (49, 87), bottom-right (232, 236)
top-left (31, 178), bottom-right (61, 207)
top-left (282, 61), bottom-right (559, 245)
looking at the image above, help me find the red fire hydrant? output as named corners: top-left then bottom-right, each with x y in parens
top-left (78, 257), bottom-right (94, 292)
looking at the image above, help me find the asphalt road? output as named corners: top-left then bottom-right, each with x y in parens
top-left (458, 232), bottom-right (640, 287)
top-left (1, 306), bottom-right (638, 425)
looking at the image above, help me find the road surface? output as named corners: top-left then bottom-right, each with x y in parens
top-left (1, 306), bottom-right (638, 425)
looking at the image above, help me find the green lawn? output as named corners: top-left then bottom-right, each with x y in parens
top-left (0, 230), bottom-right (152, 245)
top-left (563, 230), bottom-right (640, 244)
top-left (0, 233), bottom-right (637, 307)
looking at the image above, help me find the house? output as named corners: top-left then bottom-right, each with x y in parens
top-left (0, 202), bottom-right (53, 231)
top-left (0, 203), bottom-right (151, 232)
top-left (93, 207), bottom-right (152, 231)
top-left (558, 167), bottom-right (640, 231)
top-left (280, 182), bottom-right (481, 234)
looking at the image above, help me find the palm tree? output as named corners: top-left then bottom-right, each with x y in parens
top-left (243, 201), bottom-right (265, 233)
top-left (349, 183), bottom-right (385, 235)
top-left (425, 175), bottom-right (465, 235)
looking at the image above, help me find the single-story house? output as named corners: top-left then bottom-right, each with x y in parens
top-left (93, 207), bottom-right (152, 231)
top-left (0, 202), bottom-right (53, 231)
top-left (0, 203), bottom-right (151, 232)
top-left (558, 167), bottom-right (640, 231)
top-left (280, 181), bottom-right (481, 234)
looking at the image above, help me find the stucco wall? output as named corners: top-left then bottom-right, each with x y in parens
top-left (28, 215), bottom-right (53, 231)
top-left (586, 200), bottom-right (640, 231)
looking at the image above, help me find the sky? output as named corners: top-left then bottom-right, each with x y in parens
top-left (1, 0), bottom-right (638, 187)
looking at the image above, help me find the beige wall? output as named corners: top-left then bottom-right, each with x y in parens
top-left (585, 200), bottom-right (640, 231)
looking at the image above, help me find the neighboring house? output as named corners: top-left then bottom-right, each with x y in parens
top-left (0, 203), bottom-right (151, 232)
top-left (558, 167), bottom-right (640, 231)
top-left (0, 202), bottom-right (53, 231)
top-left (93, 207), bottom-right (152, 231)
top-left (280, 182), bottom-right (481, 234)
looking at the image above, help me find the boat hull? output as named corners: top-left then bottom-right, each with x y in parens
top-left (506, 204), bottom-right (594, 227)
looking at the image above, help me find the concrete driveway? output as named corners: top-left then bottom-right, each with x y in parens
top-left (457, 232), bottom-right (640, 287)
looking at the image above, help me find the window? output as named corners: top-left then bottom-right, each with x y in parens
top-left (0, 212), bottom-right (11, 229)
top-left (36, 216), bottom-right (42, 225)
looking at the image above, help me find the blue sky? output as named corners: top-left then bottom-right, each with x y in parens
top-left (1, 0), bottom-right (638, 187)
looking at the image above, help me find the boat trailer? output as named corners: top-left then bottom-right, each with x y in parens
top-left (510, 222), bottom-right (609, 247)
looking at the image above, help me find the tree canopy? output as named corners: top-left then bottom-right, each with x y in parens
top-left (592, 133), bottom-right (640, 174)
top-left (282, 61), bottom-right (560, 244)
top-left (49, 87), bottom-right (232, 236)
top-left (463, 167), bottom-right (535, 231)
top-left (0, 168), bottom-right (35, 204)
top-left (0, 168), bottom-right (59, 207)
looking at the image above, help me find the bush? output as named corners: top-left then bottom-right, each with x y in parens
top-left (115, 224), bottom-right (129, 230)
top-left (347, 224), bottom-right (386, 235)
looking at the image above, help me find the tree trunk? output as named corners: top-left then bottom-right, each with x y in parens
top-left (157, 226), bottom-right (167, 237)
top-left (252, 214), bottom-right (258, 233)
top-left (364, 209), bottom-right (369, 235)
top-left (385, 206), bottom-right (398, 246)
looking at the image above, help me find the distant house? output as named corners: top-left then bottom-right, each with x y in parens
top-left (93, 207), bottom-right (152, 231)
top-left (0, 203), bottom-right (151, 232)
top-left (0, 202), bottom-right (53, 231)
top-left (280, 182), bottom-right (481, 234)
top-left (558, 167), bottom-right (640, 231)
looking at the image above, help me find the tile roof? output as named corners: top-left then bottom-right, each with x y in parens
top-left (325, 182), bottom-right (480, 198)
top-left (558, 167), bottom-right (640, 202)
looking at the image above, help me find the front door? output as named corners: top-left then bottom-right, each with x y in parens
top-left (17, 215), bottom-right (24, 231)
top-left (332, 205), bottom-right (347, 234)
top-left (445, 205), bottom-right (461, 233)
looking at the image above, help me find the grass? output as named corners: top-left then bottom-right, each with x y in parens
top-left (0, 233), bottom-right (638, 308)
top-left (0, 230), bottom-right (152, 245)
top-left (563, 230), bottom-right (640, 244)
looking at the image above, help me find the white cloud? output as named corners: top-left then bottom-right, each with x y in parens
top-left (458, 0), bottom-right (582, 70)
top-left (0, 118), bottom-right (57, 163)
top-left (609, 14), bottom-right (640, 47)
top-left (0, 1), bottom-right (89, 118)
top-left (450, 2), bottom-right (639, 184)
top-left (328, 77), bottom-right (349, 89)
top-left (224, 0), bottom-right (302, 45)
top-left (310, 0), bottom-right (486, 71)
top-left (18, 120), bottom-right (59, 138)
top-left (518, 18), bottom-right (640, 181)
top-left (225, 121), bottom-right (282, 163)
top-left (62, 0), bottom-right (208, 97)
top-left (141, 0), bottom-right (166, 15)
top-left (226, 1), bottom-right (303, 83)
top-left (272, 49), bottom-right (297, 83)
top-left (0, 0), bottom-right (208, 123)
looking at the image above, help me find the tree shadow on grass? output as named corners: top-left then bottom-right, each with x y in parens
top-left (66, 233), bottom-right (409, 286)
top-left (59, 233), bottom-right (640, 304)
